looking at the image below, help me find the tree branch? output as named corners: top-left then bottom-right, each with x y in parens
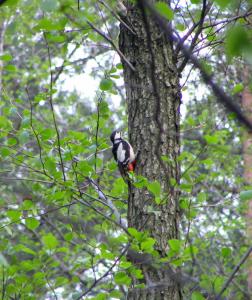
top-left (216, 244), bottom-right (252, 300)
top-left (178, 0), bottom-right (212, 72)
top-left (140, 0), bottom-right (252, 132)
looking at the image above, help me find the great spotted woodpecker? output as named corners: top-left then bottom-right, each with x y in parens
top-left (110, 131), bottom-right (136, 177)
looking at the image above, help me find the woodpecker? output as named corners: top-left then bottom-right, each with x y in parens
top-left (110, 131), bottom-right (136, 178)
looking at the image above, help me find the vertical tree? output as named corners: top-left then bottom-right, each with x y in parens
top-left (119, 1), bottom-right (181, 298)
top-left (242, 65), bottom-right (252, 293)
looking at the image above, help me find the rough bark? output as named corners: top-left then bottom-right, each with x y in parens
top-left (242, 65), bottom-right (252, 294)
top-left (119, 2), bottom-right (181, 299)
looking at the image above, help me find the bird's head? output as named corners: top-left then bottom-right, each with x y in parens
top-left (110, 130), bottom-right (122, 143)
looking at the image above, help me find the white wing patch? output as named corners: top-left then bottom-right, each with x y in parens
top-left (129, 144), bottom-right (135, 162)
top-left (117, 143), bottom-right (126, 163)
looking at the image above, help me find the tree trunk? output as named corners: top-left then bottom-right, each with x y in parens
top-left (119, 2), bottom-right (181, 299)
top-left (242, 65), bottom-right (252, 294)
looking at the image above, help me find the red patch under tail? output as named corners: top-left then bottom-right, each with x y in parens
top-left (128, 160), bottom-right (136, 172)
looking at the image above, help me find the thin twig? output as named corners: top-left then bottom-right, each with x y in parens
top-left (43, 32), bottom-right (66, 182)
top-left (52, 43), bottom-right (80, 83)
top-left (216, 244), bottom-right (252, 300)
top-left (184, 198), bottom-right (193, 248)
top-left (98, 0), bottom-right (136, 35)
top-left (74, 196), bottom-right (128, 234)
top-left (0, 177), bottom-right (54, 184)
top-left (94, 93), bottom-right (103, 173)
top-left (0, 202), bottom-right (77, 231)
top-left (43, 268), bottom-right (58, 300)
top-left (88, 177), bottom-right (127, 228)
top-left (175, 0), bottom-right (210, 55)
top-left (87, 20), bottom-right (135, 72)
top-left (26, 87), bottom-right (49, 177)
top-left (76, 244), bottom-right (130, 300)
top-left (202, 10), bottom-right (252, 30)
top-left (178, 0), bottom-right (212, 72)
top-left (65, 12), bottom-right (135, 71)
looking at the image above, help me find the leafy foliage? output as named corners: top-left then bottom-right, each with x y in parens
top-left (0, 0), bottom-right (251, 299)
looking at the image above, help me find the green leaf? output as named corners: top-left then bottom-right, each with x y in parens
top-left (232, 83), bottom-right (244, 95)
top-left (221, 247), bottom-right (231, 258)
top-left (133, 175), bottom-right (148, 188)
top-left (92, 293), bottom-right (107, 300)
top-left (213, 0), bottom-right (230, 9)
top-left (128, 228), bottom-right (143, 241)
top-left (8, 137), bottom-right (17, 146)
top-left (147, 181), bottom-right (161, 197)
top-left (179, 198), bottom-right (190, 209)
top-left (155, 2), bottom-right (174, 20)
top-left (120, 261), bottom-right (132, 269)
top-left (111, 177), bottom-right (127, 195)
top-left (40, 128), bottom-right (55, 140)
top-left (0, 147), bottom-right (11, 157)
top-left (99, 101), bottom-right (110, 118)
top-left (155, 197), bottom-right (161, 205)
top-left (110, 290), bottom-right (122, 299)
top-left (44, 157), bottom-right (56, 173)
top-left (180, 183), bottom-right (192, 192)
top-left (46, 34), bottom-right (66, 43)
top-left (99, 78), bottom-right (113, 91)
top-left (42, 233), bottom-right (58, 249)
top-left (15, 244), bottom-right (36, 256)
top-left (141, 238), bottom-right (156, 252)
top-left (5, 64), bottom-right (17, 72)
top-left (201, 158), bottom-right (213, 166)
top-left (114, 272), bottom-right (131, 286)
top-left (78, 161), bottom-right (93, 176)
top-left (116, 63), bottom-right (123, 69)
top-left (168, 239), bottom-right (181, 253)
top-left (176, 23), bottom-right (186, 31)
top-left (25, 218), bottom-right (40, 230)
top-left (204, 134), bottom-right (218, 144)
top-left (55, 276), bottom-right (68, 286)
top-left (130, 267), bottom-right (144, 279)
top-left (64, 232), bottom-right (73, 242)
top-left (171, 258), bottom-right (183, 266)
top-left (213, 276), bottom-right (224, 293)
top-left (36, 18), bottom-right (66, 31)
top-left (240, 190), bottom-right (252, 201)
top-left (197, 192), bottom-right (207, 202)
top-left (191, 291), bottom-right (205, 300)
top-left (7, 210), bottom-right (21, 221)
top-left (1, 0), bottom-right (19, 6)
top-left (22, 200), bottom-right (34, 210)
top-left (0, 53), bottom-right (12, 61)
top-left (183, 246), bottom-right (199, 259)
top-left (226, 25), bottom-right (250, 58)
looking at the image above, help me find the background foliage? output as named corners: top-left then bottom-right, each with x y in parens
top-left (0, 0), bottom-right (252, 299)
